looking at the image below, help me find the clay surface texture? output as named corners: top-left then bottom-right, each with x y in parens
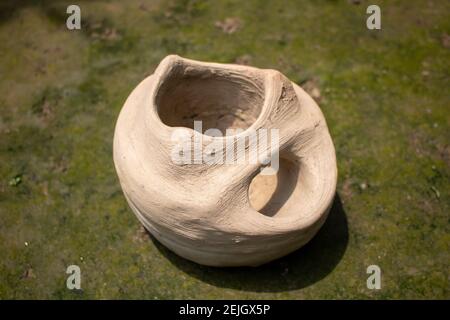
top-left (113, 55), bottom-right (337, 266)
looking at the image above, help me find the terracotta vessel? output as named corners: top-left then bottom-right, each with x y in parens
top-left (113, 55), bottom-right (337, 267)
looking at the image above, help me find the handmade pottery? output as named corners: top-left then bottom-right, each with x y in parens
top-left (113, 55), bottom-right (337, 267)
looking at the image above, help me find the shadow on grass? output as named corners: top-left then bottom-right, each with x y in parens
top-left (150, 194), bottom-right (348, 292)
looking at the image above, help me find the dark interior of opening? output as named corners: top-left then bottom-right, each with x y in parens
top-left (249, 156), bottom-right (301, 218)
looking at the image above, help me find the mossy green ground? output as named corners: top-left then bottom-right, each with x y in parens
top-left (0, 0), bottom-right (449, 299)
